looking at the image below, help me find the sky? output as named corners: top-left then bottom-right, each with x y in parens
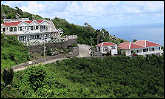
top-left (1, 1), bottom-right (164, 45)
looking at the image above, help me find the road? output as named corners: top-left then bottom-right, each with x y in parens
top-left (13, 44), bottom-right (91, 72)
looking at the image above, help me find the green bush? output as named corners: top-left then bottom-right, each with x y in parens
top-left (2, 68), bottom-right (14, 86)
top-left (2, 56), bottom-right (164, 98)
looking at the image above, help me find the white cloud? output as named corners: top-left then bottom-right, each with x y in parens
top-left (19, 1), bottom-right (45, 15)
top-left (1, 1), bottom-right (164, 27)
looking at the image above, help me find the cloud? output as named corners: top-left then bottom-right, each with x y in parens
top-left (19, 1), bottom-right (45, 15)
top-left (1, 1), bottom-right (164, 27)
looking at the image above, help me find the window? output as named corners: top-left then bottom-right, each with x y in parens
top-left (98, 47), bottom-right (100, 51)
top-left (45, 34), bottom-right (48, 37)
top-left (40, 25), bottom-right (43, 29)
top-left (10, 27), bottom-right (13, 32)
top-left (136, 50), bottom-right (139, 53)
top-left (152, 48), bottom-right (154, 51)
top-left (103, 47), bottom-right (108, 52)
top-left (43, 25), bottom-right (46, 30)
top-left (31, 26), bottom-right (33, 30)
top-left (3, 28), bottom-right (5, 32)
top-left (36, 35), bottom-right (40, 39)
top-left (149, 48), bottom-right (152, 51)
top-left (46, 26), bottom-right (48, 30)
top-left (19, 27), bottom-right (22, 31)
top-left (143, 48), bottom-right (148, 52)
top-left (19, 36), bottom-right (26, 41)
top-left (36, 26), bottom-right (38, 29)
top-left (111, 46), bottom-right (115, 49)
top-left (14, 27), bottom-right (17, 32)
top-left (131, 50), bottom-right (134, 54)
top-left (31, 35), bottom-right (34, 39)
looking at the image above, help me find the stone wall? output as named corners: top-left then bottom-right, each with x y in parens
top-left (28, 39), bottom-right (77, 55)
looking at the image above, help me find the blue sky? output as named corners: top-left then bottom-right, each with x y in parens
top-left (1, 1), bottom-right (164, 45)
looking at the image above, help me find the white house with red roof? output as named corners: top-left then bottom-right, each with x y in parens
top-left (1, 18), bottom-right (63, 45)
top-left (118, 40), bottom-right (163, 56)
top-left (96, 42), bottom-right (118, 55)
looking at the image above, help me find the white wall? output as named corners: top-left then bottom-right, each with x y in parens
top-left (121, 46), bottom-right (163, 56)
top-left (97, 45), bottom-right (118, 55)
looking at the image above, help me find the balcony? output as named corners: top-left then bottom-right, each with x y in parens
top-left (137, 50), bottom-right (163, 56)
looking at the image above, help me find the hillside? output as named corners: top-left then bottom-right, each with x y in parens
top-left (1, 4), bottom-right (43, 22)
top-left (1, 4), bottom-right (125, 68)
top-left (1, 4), bottom-right (164, 98)
top-left (1, 34), bottom-right (30, 69)
top-left (1, 56), bottom-right (164, 98)
top-left (1, 4), bottom-right (126, 45)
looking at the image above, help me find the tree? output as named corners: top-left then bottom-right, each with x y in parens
top-left (120, 39), bottom-right (124, 43)
top-left (2, 68), bottom-right (14, 86)
top-left (15, 6), bottom-right (23, 17)
top-left (27, 66), bottom-right (47, 92)
top-left (133, 39), bottom-right (137, 42)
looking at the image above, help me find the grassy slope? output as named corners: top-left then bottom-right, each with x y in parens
top-left (1, 34), bottom-right (29, 69)
top-left (1, 56), bottom-right (164, 98)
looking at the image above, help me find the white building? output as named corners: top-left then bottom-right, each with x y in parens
top-left (118, 40), bottom-right (163, 56)
top-left (1, 18), bottom-right (63, 45)
top-left (96, 42), bottom-right (118, 56)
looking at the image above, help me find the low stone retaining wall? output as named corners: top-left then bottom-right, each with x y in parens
top-left (28, 39), bottom-right (77, 54)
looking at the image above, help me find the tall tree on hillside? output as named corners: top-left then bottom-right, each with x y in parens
top-left (96, 29), bottom-right (102, 44)
top-left (15, 6), bottom-right (23, 16)
top-left (1, 5), bottom-right (6, 19)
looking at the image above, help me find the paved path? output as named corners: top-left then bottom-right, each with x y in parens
top-left (13, 58), bottom-right (68, 72)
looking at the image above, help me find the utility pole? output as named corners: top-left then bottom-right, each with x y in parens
top-left (90, 36), bottom-right (93, 56)
top-left (43, 34), bottom-right (46, 62)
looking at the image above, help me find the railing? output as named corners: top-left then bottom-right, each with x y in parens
top-left (2, 28), bottom-right (58, 35)
top-left (137, 50), bottom-right (163, 55)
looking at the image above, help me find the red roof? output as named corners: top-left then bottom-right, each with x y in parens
top-left (37, 20), bottom-right (43, 23)
top-left (24, 20), bottom-right (33, 23)
top-left (134, 40), bottom-right (145, 47)
top-left (3, 20), bottom-right (43, 26)
top-left (130, 42), bottom-right (144, 49)
top-left (3, 21), bottom-right (21, 26)
top-left (119, 40), bottom-right (161, 49)
top-left (146, 41), bottom-right (160, 47)
top-left (97, 42), bottom-right (115, 47)
top-left (118, 42), bottom-right (144, 49)
top-left (134, 40), bottom-right (161, 47)
top-left (118, 42), bottom-right (130, 49)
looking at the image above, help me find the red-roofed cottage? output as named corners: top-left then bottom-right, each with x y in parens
top-left (96, 42), bottom-right (118, 55)
top-left (1, 18), bottom-right (62, 45)
top-left (118, 40), bottom-right (163, 56)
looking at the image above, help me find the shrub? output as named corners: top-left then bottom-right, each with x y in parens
top-left (2, 68), bottom-right (14, 86)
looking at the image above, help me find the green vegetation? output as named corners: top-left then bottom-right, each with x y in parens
top-left (1, 34), bottom-right (30, 69)
top-left (1, 4), bottom-right (164, 98)
top-left (1, 5), bottom-right (43, 21)
top-left (1, 55), bottom-right (164, 98)
top-left (52, 17), bottom-right (126, 45)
